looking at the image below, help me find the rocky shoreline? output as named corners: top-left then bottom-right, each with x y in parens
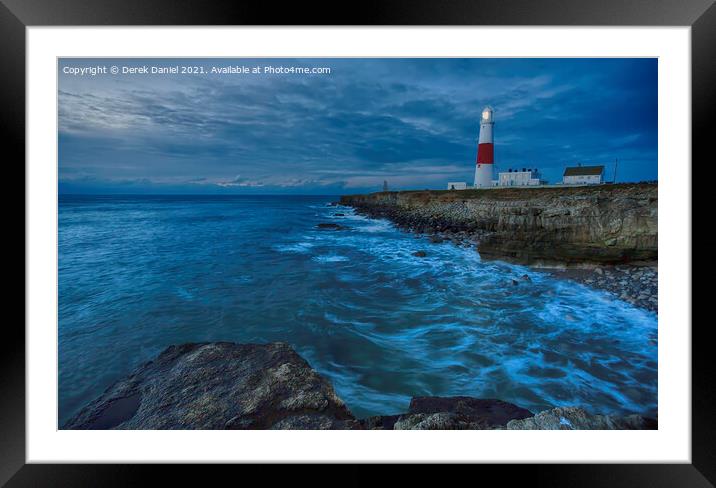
top-left (64, 342), bottom-right (657, 430)
top-left (549, 264), bottom-right (657, 312)
top-left (361, 221), bottom-right (658, 313)
top-left (338, 184), bottom-right (657, 313)
top-left (405, 227), bottom-right (657, 313)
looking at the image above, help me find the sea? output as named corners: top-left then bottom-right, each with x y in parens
top-left (58, 194), bottom-right (658, 425)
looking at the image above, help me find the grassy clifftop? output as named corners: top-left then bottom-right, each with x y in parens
top-left (343, 182), bottom-right (656, 202)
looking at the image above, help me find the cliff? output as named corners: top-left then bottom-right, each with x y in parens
top-left (340, 183), bottom-right (657, 265)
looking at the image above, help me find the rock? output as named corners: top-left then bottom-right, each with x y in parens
top-left (413, 251), bottom-right (427, 257)
top-left (271, 415), bottom-right (361, 430)
top-left (316, 223), bottom-right (350, 231)
top-left (359, 415), bottom-right (401, 430)
top-left (63, 342), bottom-right (355, 430)
top-left (429, 235), bottom-right (445, 244)
top-left (394, 412), bottom-right (479, 430)
top-left (506, 407), bottom-right (657, 430)
top-left (408, 396), bottom-right (533, 427)
top-left (594, 267), bottom-right (604, 275)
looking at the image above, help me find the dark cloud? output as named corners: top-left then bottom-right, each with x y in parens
top-left (58, 58), bottom-right (657, 194)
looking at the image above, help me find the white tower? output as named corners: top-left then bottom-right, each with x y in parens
top-left (473, 107), bottom-right (495, 188)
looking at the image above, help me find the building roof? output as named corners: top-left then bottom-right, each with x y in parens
top-left (563, 165), bottom-right (604, 176)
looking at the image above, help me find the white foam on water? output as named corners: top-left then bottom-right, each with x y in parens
top-left (273, 242), bottom-right (315, 254)
top-left (359, 221), bottom-right (393, 233)
top-left (312, 255), bottom-right (350, 263)
top-left (324, 312), bottom-right (374, 329)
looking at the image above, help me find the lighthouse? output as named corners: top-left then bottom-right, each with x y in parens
top-left (473, 106), bottom-right (495, 188)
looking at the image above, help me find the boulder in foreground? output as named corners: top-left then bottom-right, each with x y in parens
top-left (63, 342), bottom-right (355, 429)
top-left (383, 396), bottom-right (531, 430)
top-left (408, 396), bottom-right (533, 426)
top-left (505, 406), bottom-right (657, 430)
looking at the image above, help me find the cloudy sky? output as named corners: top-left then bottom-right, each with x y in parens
top-left (58, 58), bottom-right (657, 194)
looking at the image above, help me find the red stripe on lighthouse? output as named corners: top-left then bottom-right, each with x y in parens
top-left (477, 143), bottom-right (494, 164)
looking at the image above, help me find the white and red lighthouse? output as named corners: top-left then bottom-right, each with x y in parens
top-left (473, 106), bottom-right (495, 188)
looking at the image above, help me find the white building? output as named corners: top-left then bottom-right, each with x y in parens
top-left (562, 165), bottom-right (604, 185)
top-left (447, 182), bottom-right (468, 190)
top-left (496, 168), bottom-right (543, 187)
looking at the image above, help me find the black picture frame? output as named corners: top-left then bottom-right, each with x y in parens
top-left (4, 0), bottom-right (711, 484)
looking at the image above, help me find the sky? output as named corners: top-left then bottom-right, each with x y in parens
top-left (58, 58), bottom-right (657, 194)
